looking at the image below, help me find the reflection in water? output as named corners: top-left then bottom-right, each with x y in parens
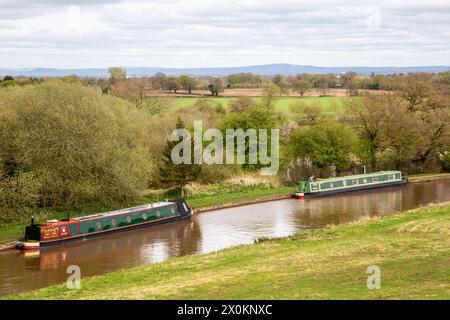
top-left (1, 179), bottom-right (450, 296)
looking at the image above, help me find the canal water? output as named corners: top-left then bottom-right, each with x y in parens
top-left (1, 179), bottom-right (450, 296)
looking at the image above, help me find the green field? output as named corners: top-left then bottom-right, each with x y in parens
top-left (174, 96), bottom-right (349, 117)
top-left (7, 202), bottom-right (450, 300)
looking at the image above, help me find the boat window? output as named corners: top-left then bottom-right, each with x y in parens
top-left (395, 173), bottom-right (401, 179)
top-left (389, 174), bottom-right (394, 180)
top-left (373, 176), bottom-right (378, 182)
top-left (320, 182), bottom-right (330, 189)
top-left (352, 179), bottom-right (358, 185)
top-left (334, 181), bottom-right (344, 188)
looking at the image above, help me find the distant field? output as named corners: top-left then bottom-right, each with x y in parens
top-left (174, 96), bottom-right (350, 116)
top-left (170, 88), bottom-right (385, 97)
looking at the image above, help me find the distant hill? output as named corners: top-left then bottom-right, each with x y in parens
top-left (2, 64), bottom-right (450, 77)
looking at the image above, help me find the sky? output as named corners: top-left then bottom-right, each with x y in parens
top-left (1, 0), bottom-right (450, 69)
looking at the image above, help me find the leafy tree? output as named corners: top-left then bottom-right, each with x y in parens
top-left (294, 78), bottom-right (312, 97)
top-left (229, 96), bottom-right (256, 113)
top-left (167, 77), bottom-right (181, 93)
top-left (226, 73), bottom-right (262, 88)
top-left (179, 75), bottom-right (197, 94)
top-left (290, 101), bottom-right (322, 125)
top-left (220, 106), bottom-right (279, 171)
top-left (0, 82), bottom-right (154, 223)
top-left (159, 118), bottom-right (201, 197)
top-left (108, 67), bottom-right (126, 81)
top-left (208, 78), bottom-right (224, 96)
top-left (289, 119), bottom-right (358, 176)
top-left (272, 74), bottom-right (289, 94)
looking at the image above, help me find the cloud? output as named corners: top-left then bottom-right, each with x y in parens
top-left (0, 0), bottom-right (449, 68)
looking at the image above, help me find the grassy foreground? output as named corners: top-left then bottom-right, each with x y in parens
top-left (7, 202), bottom-right (450, 300)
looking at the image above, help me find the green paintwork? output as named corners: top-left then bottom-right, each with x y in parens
top-left (76, 204), bottom-right (179, 234)
top-left (298, 171), bottom-right (403, 193)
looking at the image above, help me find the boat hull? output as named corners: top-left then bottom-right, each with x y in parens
top-left (38, 210), bottom-right (193, 248)
top-left (304, 178), bottom-right (408, 198)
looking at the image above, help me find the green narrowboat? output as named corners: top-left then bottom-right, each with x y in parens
top-left (19, 199), bottom-right (193, 250)
top-left (293, 171), bottom-right (407, 199)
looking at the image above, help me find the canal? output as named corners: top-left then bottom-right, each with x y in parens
top-left (1, 179), bottom-right (450, 296)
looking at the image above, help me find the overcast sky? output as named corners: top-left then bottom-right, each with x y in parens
top-left (1, 0), bottom-right (450, 68)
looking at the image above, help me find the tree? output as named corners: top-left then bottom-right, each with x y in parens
top-left (220, 107), bottom-right (279, 171)
top-left (314, 75), bottom-right (329, 96)
top-left (159, 118), bottom-right (201, 197)
top-left (400, 73), bottom-right (433, 113)
top-left (110, 77), bottom-right (171, 115)
top-left (166, 77), bottom-right (181, 93)
top-left (260, 83), bottom-right (281, 109)
top-left (0, 82), bottom-right (154, 220)
top-left (272, 74), bottom-right (289, 94)
top-left (380, 104), bottom-right (424, 170)
top-left (226, 73), bottom-right (262, 88)
top-left (208, 78), bottom-right (224, 96)
top-left (290, 101), bottom-right (322, 125)
top-left (108, 67), bottom-right (126, 81)
top-left (229, 96), bottom-right (256, 113)
top-left (179, 75), bottom-right (197, 94)
top-left (294, 78), bottom-right (312, 97)
top-left (153, 73), bottom-right (168, 90)
top-left (289, 119), bottom-right (358, 176)
top-left (345, 95), bottom-right (396, 170)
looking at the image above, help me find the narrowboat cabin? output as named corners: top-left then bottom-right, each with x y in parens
top-left (294, 171), bottom-right (407, 199)
top-left (19, 199), bottom-right (193, 250)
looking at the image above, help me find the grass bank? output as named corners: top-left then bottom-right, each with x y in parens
top-left (408, 173), bottom-right (450, 183)
top-left (7, 202), bottom-right (450, 300)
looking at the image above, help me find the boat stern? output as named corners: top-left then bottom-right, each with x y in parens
top-left (17, 241), bottom-right (40, 251)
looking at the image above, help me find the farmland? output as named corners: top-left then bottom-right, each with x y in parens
top-left (173, 96), bottom-right (348, 117)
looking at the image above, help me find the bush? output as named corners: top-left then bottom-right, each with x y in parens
top-left (440, 152), bottom-right (450, 172)
top-left (0, 82), bottom-right (154, 222)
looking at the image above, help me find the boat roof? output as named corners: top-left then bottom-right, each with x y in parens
top-left (73, 201), bottom-right (176, 221)
top-left (308, 171), bottom-right (401, 183)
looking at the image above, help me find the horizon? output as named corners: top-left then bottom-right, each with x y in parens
top-left (3, 62), bottom-right (450, 71)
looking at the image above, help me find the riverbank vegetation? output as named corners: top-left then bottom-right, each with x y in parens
top-left (0, 71), bottom-right (449, 231)
top-left (7, 202), bottom-right (450, 300)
